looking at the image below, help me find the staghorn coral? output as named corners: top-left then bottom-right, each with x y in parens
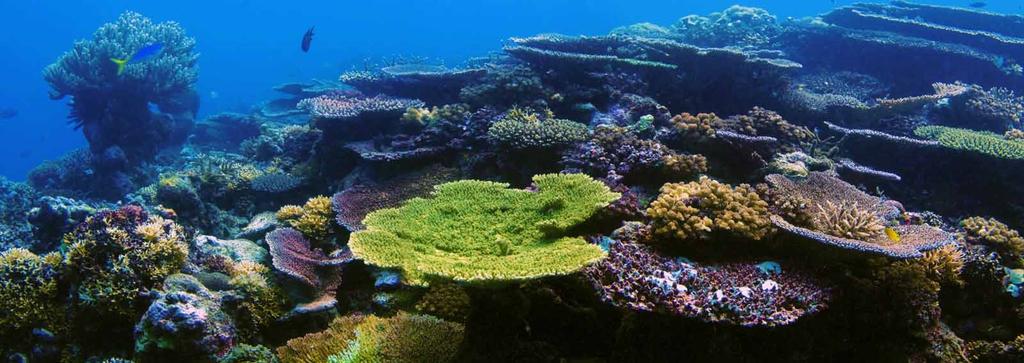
top-left (961, 217), bottom-right (1024, 260)
top-left (877, 82), bottom-right (969, 110)
top-left (324, 313), bottom-right (464, 363)
top-left (917, 245), bottom-right (965, 286)
top-left (812, 201), bottom-right (885, 241)
top-left (266, 228), bottom-right (353, 315)
top-left (276, 196), bottom-right (335, 242)
top-left (647, 176), bottom-right (772, 242)
top-left (0, 249), bottom-right (64, 343)
top-left (585, 239), bottom-right (830, 327)
top-left (915, 125), bottom-right (1024, 160)
top-left (349, 173), bottom-right (618, 286)
top-left (766, 173), bottom-right (956, 259)
top-left (331, 165), bottom-right (459, 231)
top-left (415, 282), bottom-right (473, 323)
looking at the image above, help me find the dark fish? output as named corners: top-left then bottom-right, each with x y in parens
top-left (110, 43), bottom-right (164, 75)
top-left (969, 1), bottom-right (987, 8)
top-left (0, 108), bottom-right (16, 119)
top-left (301, 26), bottom-right (315, 53)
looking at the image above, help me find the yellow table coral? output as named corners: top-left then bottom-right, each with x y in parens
top-left (349, 173), bottom-right (619, 286)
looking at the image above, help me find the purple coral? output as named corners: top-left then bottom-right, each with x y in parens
top-left (561, 126), bottom-right (705, 181)
top-left (134, 275), bottom-right (236, 360)
top-left (266, 228), bottom-right (353, 314)
top-left (585, 239), bottom-right (830, 327)
top-left (331, 166), bottom-right (459, 231)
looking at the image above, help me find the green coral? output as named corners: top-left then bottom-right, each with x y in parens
top-left (228, 270), bottom-right (288, 341)
top-left (349, 173), bottom-right (618, 286)
top-left (415, 282), bottom-right (472, 322)
top-left (277, 315), bottom-right (365, 363)
top-left (325, 313), bottom-right (464, 363)
top-left (915, 125), bottom-right (1024, 160)
top-left (488, 108), bottom-right (588, 149)
top-left (219, 344), bottom-right (280, 363)
top-left (0, 249), bottom-right (64, 342)
top-left (43, 11), bottom-right (198, 100)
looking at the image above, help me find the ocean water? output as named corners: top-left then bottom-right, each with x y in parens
top-left (0, 0), bottom-right (1014, 180)
top-left (4, 1), bottom-right (1024, 361)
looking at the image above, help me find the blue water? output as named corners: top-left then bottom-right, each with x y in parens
top-left (0, 0), bottom-right (1017, 180)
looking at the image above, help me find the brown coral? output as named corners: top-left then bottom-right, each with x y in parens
top-left (647, 176), bottom-right (772, 241)
top-left (277, 196), bottom-right (335, 241)
top-left (766, 172), bottom-right (956, 259)
top-left (670, 112), bottom-right (722, 138)
top-left (961, 217), bottom-right (1024, 258)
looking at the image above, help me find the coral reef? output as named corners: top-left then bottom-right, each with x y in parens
top-left (585, 239), bottom-right (830, 327)
top-left (0, 248), bottom-right (64, 344)
top-left (349, 173), bottom-right (618, 286)
top-left (961, 217), bottom-right (1024, 262)
top-left (331, 165), bottom-right (459, 231)
top-left (488, 108), bottom-right (589, 149)
top-left (561, 125), bottom-right (706, 182)
top-left (267, 228), bottom-right (353, 315)
top-left (766, 173), bottom-right (956, 258)
top-left (647, 176), bottom-right (772, 242)
top-left (134, 274), bottom-right (236, 362)
top-left (276, 196), bottom-right (335, 242)
top-left (915, 125), bottom-right (1024, 160)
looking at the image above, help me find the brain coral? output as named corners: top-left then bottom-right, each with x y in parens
top-left (766, 172), bottom-right (956, 259)
top-left (647, 176), bottom-right (773, 242)
top-left (349, 173), bottom-right (619, 286)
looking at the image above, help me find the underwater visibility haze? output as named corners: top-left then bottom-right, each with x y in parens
top-left (5, 0), bottom-right (1024, 361)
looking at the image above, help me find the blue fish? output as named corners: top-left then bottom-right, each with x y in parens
top-left (110, 43), bottom-right (164, 75)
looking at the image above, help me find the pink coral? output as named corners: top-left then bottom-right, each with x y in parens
top-left (331, 165), bottom-right (459, 231)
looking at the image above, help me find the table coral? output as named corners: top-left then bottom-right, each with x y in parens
top-left (766, 173), bottom-right (956, 258)
top-left (349, 173), bottom-right (618, 286)
top-left (914, 125), bottom-right (1024, 160)
top-left (647, 176), bottom-right (772, 242)
top-left (488, 108), bottom-right (589, 149)
top-left (266, 228), bottom-right (353, 315)
top-left (331, 165), bottom-right (459, 231)
top-left (325, 313), bottom-right (464, 363)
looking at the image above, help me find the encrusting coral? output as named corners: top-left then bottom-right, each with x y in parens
top-left (415, 282), bottom-right (473, 323)
top-left (646, 176), bottom-right (773, 242)
top-left (349, 173), bottom-right (618, 286)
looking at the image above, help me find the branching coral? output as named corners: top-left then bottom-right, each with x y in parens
top-left (63, 205), bottom-right (189, 327)
top-left (276, 196), bottom-right (335, 242)
top-left (0, 249), bottom-right (64, 343)
top-left (325, 313), bottom-right (464, 363)
top-left (766, 173), bottom-right (956, 258)
top-left (670, 112), bottom-right (723, 139)
top-left (488, 108), bottom-right (588, 149)
top-left (585, 239), bottom-right (830, 327)
top-left (277, 313), bottom-right (464, 363)
top-left (961, 217), bottom-right (1024, 260)
top-left (726, 107), bottom-right (816, 148)
top-left (349, 173), bottom-right (618, 286)
top-left (915, 125), bottom-right (1024, 160)
top-left (647, 176), bottom-right (772, 241)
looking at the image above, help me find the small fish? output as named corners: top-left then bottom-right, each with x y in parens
top-left (969, 1), bottom-right (987, 8)
top-left (110, 43), bottom-right (164, 75)
top-left (884, 227), bottom-right (901, 243)
top-left (301, 26), bottom-right (315, 53)
top-left (0, 107), bottom-right (16, 119)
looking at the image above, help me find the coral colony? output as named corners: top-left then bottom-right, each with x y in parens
top-left (7, 2), bottom-right (1024, 362)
